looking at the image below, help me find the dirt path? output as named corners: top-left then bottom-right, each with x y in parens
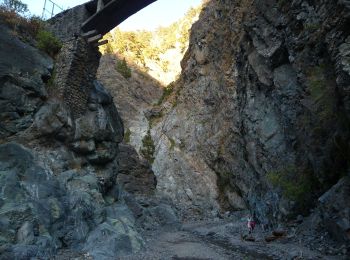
top-left (119, 219), bottom-right (346, 260)
top-left (118, 228), bottom-right (245, 260)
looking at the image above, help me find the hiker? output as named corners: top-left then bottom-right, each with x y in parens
top-left (247, 215), bottom-right (256, 234)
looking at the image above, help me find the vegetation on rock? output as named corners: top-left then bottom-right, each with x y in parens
top-left (124, 128), bottom-right (131, 143)
top-left (0, 0), bottom-right (61, 57)
top-left (99, 5), bottom-right (202, 84)
top-left (157, 82), bottom-right (175, 105)
top-left (267, 165), bottom-right (319, 211)
top-left (169, 137), bottom-right (175, 151)
top-left (306, 65), bottom-right (335, 123)
top-left (36, 29), bottom-right (62, 57)
top-left (0, 5), bottom-right (41, 39)
top-left (2, 0), bottom-right (27, 14)
top-left (116, 58), bottom-right (132, 79)
top-left (140, 130), bottom-right (155, 163)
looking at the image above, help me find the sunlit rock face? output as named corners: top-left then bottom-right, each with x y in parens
top-left (151, 0), bottom-right (350, 224)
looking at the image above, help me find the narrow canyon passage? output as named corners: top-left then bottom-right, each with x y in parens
top-left (0, 0), bottom-right (349, 259)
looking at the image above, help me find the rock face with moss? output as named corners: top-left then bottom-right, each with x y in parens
top-left (151, 0), bottom-right (350, 229)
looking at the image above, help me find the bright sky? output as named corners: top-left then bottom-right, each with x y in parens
top-left (21, 0), bottom-right (202, 30)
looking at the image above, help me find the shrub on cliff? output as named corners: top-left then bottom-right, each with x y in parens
top-left (36, 29), bottom-right (62, 57)
top-left (0, 4), bottom-right (42, 39)
top-left (116, 58), bottom-right (132, 79)
top-left (124, 128), bottom-right (131, 143)
top-left (267, 165), bottom-right (319, 213)
top-left (157, 82), bottom-right (174, 105)
top-left (140, 130), bottom-right (155, 163)
top-left (0, 2), bottom-right (57, 52)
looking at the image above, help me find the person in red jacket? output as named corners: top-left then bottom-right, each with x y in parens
top-left (247, 215), bottom-right (256, 234)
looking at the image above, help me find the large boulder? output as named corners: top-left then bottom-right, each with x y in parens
top-left (0, 143), bottom-right (145, 258)
top-left (117, 143), bottom-right (156, 195)
top-left (70, 80), bottom-right (124, 164)
top-left (122, 194), bottom-right (180, 231)
top-left (83, 205), bottom-right (144, 259)
top-left (318, 176), bottom-right (350, 242)
top-left (34, 101), bottom-right (73, 140)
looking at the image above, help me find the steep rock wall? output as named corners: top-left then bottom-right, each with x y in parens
top-left (97, 54), bottom-right (162, 152)
top-left (0, 4), bottom-right (172, 258)
top-left (152, 0), bottom-right (350, 223)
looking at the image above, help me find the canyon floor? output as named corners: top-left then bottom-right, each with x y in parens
top-left (120, 221), bottom-right (346, 260)
top-left (55, 214), bottom-right (348, 260)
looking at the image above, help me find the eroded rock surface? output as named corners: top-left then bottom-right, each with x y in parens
top-left (97, 55), bottom-right (162, 152)
top-left (0, 23), bottom-right (51, 139)
top-left (151, 0), bottom-right (350, 228)
top-left (0, 6), bottom-right (168, 259)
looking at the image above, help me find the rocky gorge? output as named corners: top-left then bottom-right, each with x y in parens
top-left (0, 0), bottom-right (349, 259)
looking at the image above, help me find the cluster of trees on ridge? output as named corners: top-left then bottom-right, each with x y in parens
top-left (100, 5), bottom-right (202, 80)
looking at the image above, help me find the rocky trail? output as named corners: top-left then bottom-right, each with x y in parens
top-left (118, 218), bottom-right (346, 260)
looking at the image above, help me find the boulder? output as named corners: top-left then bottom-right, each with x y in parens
top-left (318, 176), bottom-right (350, 242)
top-left (34, 101), bottom-right (73, 140)
top-left (83, 205), bottom-right (144, 259)
top-left (136, 201), bottom-right (180, 231)
top-left (117, 143), bottom-right (156, 195)
top-left (0, 142), bottom-right (145, 258)
top-left (87, 141), bottom-right (118, 164)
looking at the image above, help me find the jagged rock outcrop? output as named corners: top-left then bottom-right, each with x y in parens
top-left (151, 0), bottom-right (350, 227)
top-left (0, 5), bottom-right (167, 259)
top-left (0, 143), bottom-right (145, 259)
top-left (0, 23), bottom-right (52, 139)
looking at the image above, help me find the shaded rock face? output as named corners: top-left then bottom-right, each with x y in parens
top-left (115, 143), bottom-right (179, 231)
top-left (97, 55), bottom-right (162, 152)
top-left (117, 143), bottom-right (157, 195)
top-left (0, 5), bottom-right (162, 259)
top-left (152, 0), bottom-right (350, 224)
top-left (318, 176), bottom-right (350, 243)
top-left (0, 143), bottom-right (144, 259)
top-left (0, 23), bottom-right (52, 139)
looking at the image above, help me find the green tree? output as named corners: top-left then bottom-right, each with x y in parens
top-left (99, 3), bottom-right (202, 73)
top-left (2, 0), bottom-right (28, 14)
